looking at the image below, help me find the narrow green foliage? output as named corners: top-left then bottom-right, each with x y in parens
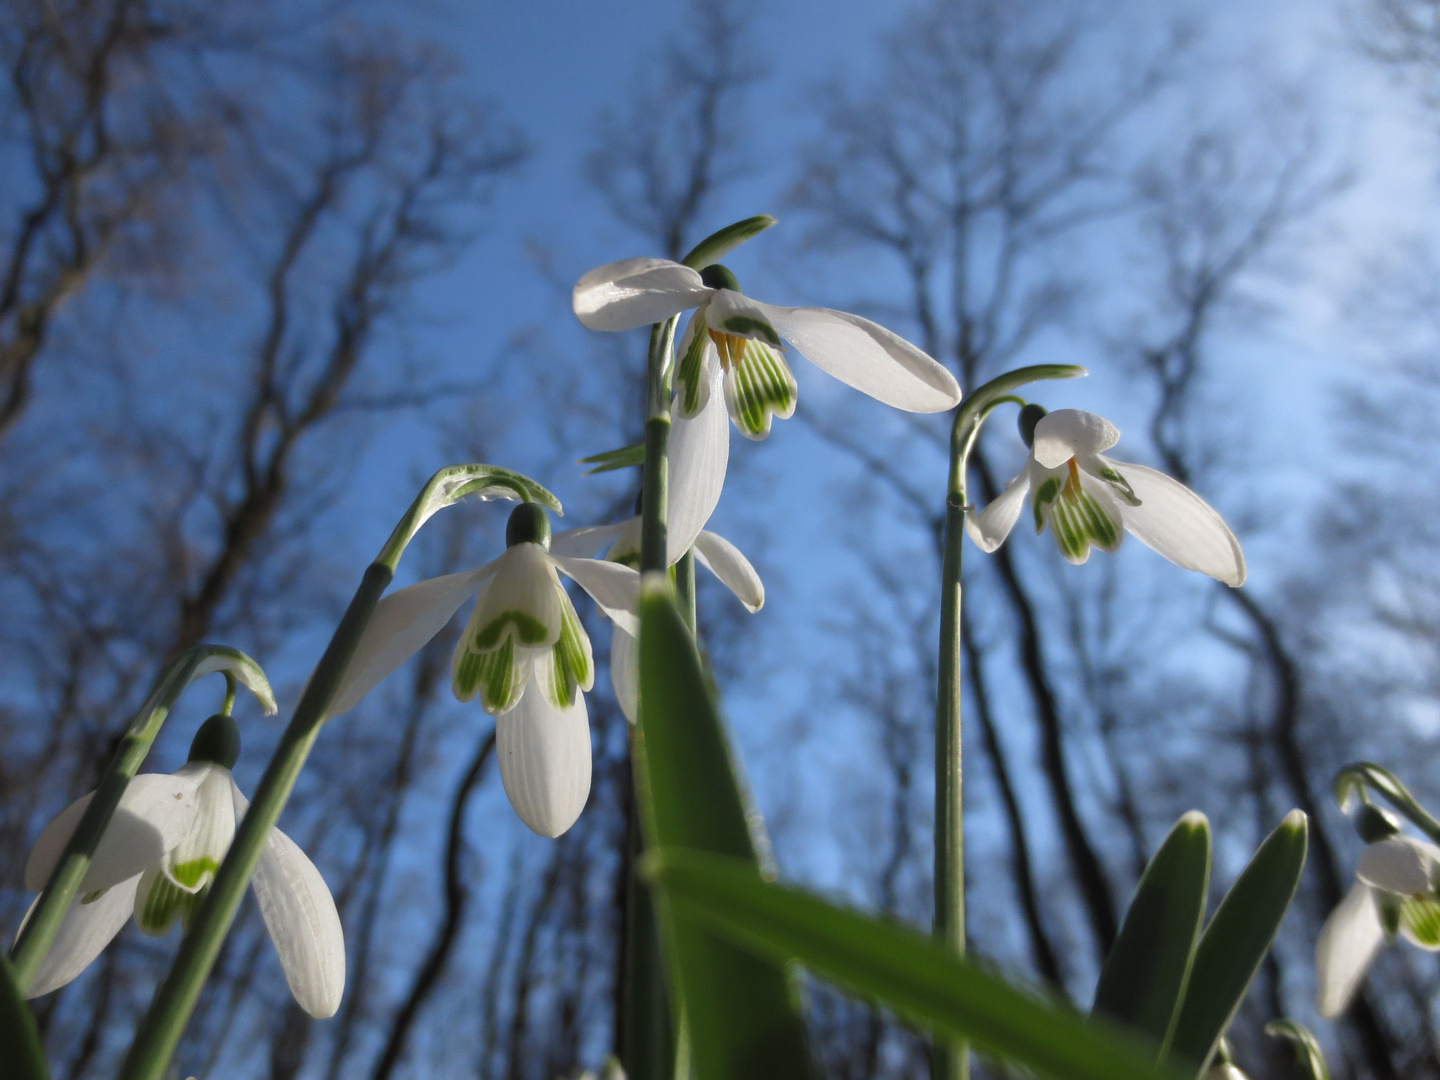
top-left (1167, 810), bottom-right (1308, 1074)
top-left (0, 955), bottom-right (48, 1080)
top-left (1265, 1020), bottom-right (1330, 1080)
top-left (579, 440), bottom-right (648, 475)
top-left (644, 848), bottom-right (1189, 1080)
top-left (635, 577), bottom-right (812, 1080)
top-left (680, 215), bottom-right (778, 271)
top-left (1092, 811), bottom-right (1211, 1055)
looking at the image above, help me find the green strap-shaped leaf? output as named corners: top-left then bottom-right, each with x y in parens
top-left (644, 848), bottom-right (1188, 1080)
top-left (635, 576), bottom-right (812, 1080)
top-left (1167, 810), bottom-right (1308, 1074)
top-left (579, 440), bottom-right (647, 475)
top-left (1265, 1020), bottom-right (1330, 1080)
top-left (1092, 811), bottom-right (1211, 1054)
top-left (0, 955), bottom-right (49, 1080)
top-left (680, 215), bottom-right (778, 270)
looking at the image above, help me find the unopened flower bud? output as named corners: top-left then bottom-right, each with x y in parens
top-left (1018, 403), bottom-right (1048, 448)
top-left (1356, 804), bottom-right (1403, 844)
top-left (506, 503), bottom-right (552, 550)
top-left (187, 713), bottom-right (240, 769)
top-left (700, 263), bottom-right (742, 293)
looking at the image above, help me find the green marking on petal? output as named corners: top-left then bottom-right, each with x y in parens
top-left (473, 610), bottom-right (549, 650)
top-left (677, 310), bottom-right (710, 416)
top-left (454, 633), bottom-right (525, 713)
top-left (81, 889), bottom-right (104, 904)
top-left (554, 600), bottom-right (593, 702)
top-left (1098, 465), bottom-right (1141, 506)
top-left (169, 856), bottom-right (221, 891)
top-left (1033, 476), bottom-right (1063, 532)
top-left (1379, 893), bottom-right (1403, 938)
top-left (138, 872), bottom-right (198, 936)
top-left (610, 549), bottom-right (641, 570)
top-left (1041, 470), bottom-right (1121, 563)
top-left (721, 336), bottom-right (797, 439)
top-left (1401, 895), bottom-right (1440, 949)
top-left (718, 313), bottom-right (781, 348)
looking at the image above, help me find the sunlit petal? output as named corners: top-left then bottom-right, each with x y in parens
top-left (705, 289), bottom-right (781, 346)
top-left (667, 366), bottom-right (729, 563)
top-left (25, 771), bottom-right (206, 893)
top-left (1031, 409), bottom-right (1120, 469)
top-left (692, 531), bottom-right (763, 612)
top-left (328, 560), bottom-right (501, 719)
top-left (756, 302), bottom-right (960, 413)
top-left (550, 523), bottom-right (628, 560)
top-left (20, 875), bottom-right (139, 998)
top-left (1358, 837), bottom-right (1437, 896)
top-left (496, 683), bottom-right (592, 838)
top-left (1316, 883), bottom-right (1385, 1018)
top-left (573, 257), bottom-right (712, 332)
top-left (610, 627), bottom-right (639, 726)
top-left (964, 467), bottom-right (1031, 553)
top-left (1114, 463), bottom-right (1246, 587)
top-left (551, 555), bottom-right (641, 636)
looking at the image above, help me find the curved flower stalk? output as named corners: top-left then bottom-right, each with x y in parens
top-left (573, 257), bottom-right (961, 555)
top-left (19, 715), bottom-right (343, 1017)
top-left (328, 504), bottom-right (640, 838)
top-left (552, 517), bottom-right (763, 723)
top-left (1316, 825), bottom-right (1440, 1018)
top-left (964, 407), bottom-right (1246, 586)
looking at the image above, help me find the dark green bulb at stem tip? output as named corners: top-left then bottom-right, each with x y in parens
top-left (506, 502), bottom-right (551, 550)
top-left (699, 263), bottom-right (742, 293)
top-left (188, 713), bottom-right (240, 770)
top-left (1017, 403), bottom-right (1048, 448)
top-left (1355, 803), bottom-right (1403, 844)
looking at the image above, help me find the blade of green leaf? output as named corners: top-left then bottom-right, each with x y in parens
top-left (643, 848), bottom-right (1188, 1080)
top-left (680, 215), bottom-right (778, 270)
top-left (1265, 1020), bottom-right (1330, 1080)
top-left (579, 440), bottom-right (647, 475)
top-left (1167, 810), bottom-right (1308, 1074)
top-left (1092, 811), bottom-right (1211, 1054)
top-left (0, 954), bottom-right (49, 1080)
top-left (635, 576), bottom-right (812, 1080)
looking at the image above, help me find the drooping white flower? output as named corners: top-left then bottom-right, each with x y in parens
top-left (573, 258), bottom-right (961, 554)
top-left (552, 517), bottom-right (763, 724)
top-left (1315, 833), bottom-right (1440, 1017)
top-left (20, 716), bottom-right (344, 1017)
top-left (328, 504), bottom-right (640, 838)
top-left (964, 408), bottom-right (1246, 586)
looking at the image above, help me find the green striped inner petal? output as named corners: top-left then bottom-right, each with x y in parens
top-left (676, 311), bottom-right (710, 417)
top-left (472, 610), bottom-right (549, 650)
top-left (137, 868), bottom-right (208, 936)
top-left (719, 336), bottom-right (797, 439)
top-left (1401, 895), bottom-right (1440, 949)
top-left (1045, 475), bottom-right (1122, 563)
top-left (454, 633), bottom-right (525, 713)
top-left (551, 600), bottom-right (593, 706)
top-left (170, 856), bottom-right (221, 890)
top-left (1033, 476), bottom-right (1063, 533)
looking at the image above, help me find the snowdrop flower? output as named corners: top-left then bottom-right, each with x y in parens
top-left (552, 515), bottom-right (763, 724)
top-left (573, 258), bottom-right (961, 553)
top-left (328, 503), bottom-right (640, 838)
top-left (1316, 824), bottom-right (1440, 1017)
top-left (21, 714), bottom-right (344, 1016)
top-left (964, 407), bottom-right (1246, 586)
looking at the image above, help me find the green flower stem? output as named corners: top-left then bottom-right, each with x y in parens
top-left (676, 550), bottom-right (697, 634)
top-left (641, 318), bottom-right (679, 574)
top-left (934, 365), bottom-right (1086, 1080)
top-left (118, 464), bottom-right (553, 1080)
top-left (9, 645), bottom-right (273, 992)
top-left (1335, 762), bottom-right (1440, 846)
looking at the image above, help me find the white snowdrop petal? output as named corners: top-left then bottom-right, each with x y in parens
top-left (328, 560), bottom-right (501, 719)
top-left (1358, 837), bottom-right (1436, 895)
top-left (550, 523), bottom-right (628, 559)
top-left (551, 556), bottom-right (641, 636)
top-left (249, 817), bottom-right (346, 1019)
top-left (1031, 410), bottom-right (1121, 468)
top-left (496, 684), bottom-right (592, 838)
top-left (704, 289), bottom-right (781, 345)
top-left (692, 531), bottom-right (764, 612)
top-left (1315, 882), bottom-right (1385, 1018)
top-left (610, 627), bottom-right (639, 726)
top-left (572, 257), bottom-right (712, 332)
top-left (756, 303), bottom-right (960, 413)
top-left (1114, 463), bottom-right (1246, 586)
top-left (470, 544), bottom-right (564, 645)
top-left (20, 875), bottom-right (140, 998)
top-left (25, 772), bottom-right (206, 893)
top-left (667, 363), bottom-right (730, 564)
top-left (964, 467), bottom-right (1032, 553)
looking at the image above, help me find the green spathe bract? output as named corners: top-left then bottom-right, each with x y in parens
top-left (680, 216), bottom-right (778, 271)
top-left (635, 575), bottom-right (812, 1080)
top-left (643, 847), bottom-right (1189, 1080)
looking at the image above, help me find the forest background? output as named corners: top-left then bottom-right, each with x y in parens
top-left (2, 0), bottom-right (1439, 1077)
